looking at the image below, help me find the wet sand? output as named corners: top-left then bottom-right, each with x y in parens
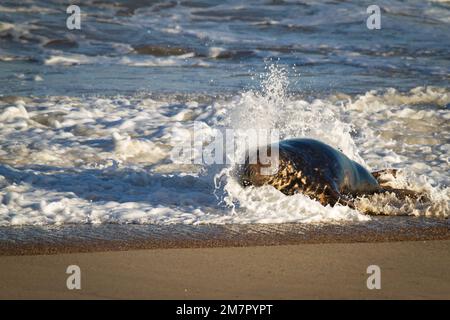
top-left (1, 218), bottom-right (449, 299)
top-left (1, 240), bottom-right (450, 299)
top-left (1, 217), bottom-right (450, 256)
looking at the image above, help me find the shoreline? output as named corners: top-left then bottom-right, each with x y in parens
top-left (1, 216), bottom-right (449, 256)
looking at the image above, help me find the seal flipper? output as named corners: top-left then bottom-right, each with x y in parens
top-left (381, 186), bottom-right (429, 202)
top-left (371, 168), bottom-right (398, 181)
top-left (371, 169), bottom-right (429, 202)
top-left (320, 183), bottom-right (356, 209)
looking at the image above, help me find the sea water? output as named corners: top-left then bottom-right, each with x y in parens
top-left (0, 0), bottom-right (449, 227)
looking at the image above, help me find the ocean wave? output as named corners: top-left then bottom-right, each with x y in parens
top-left (43, 53), bottom-right (209, 67)
top-left (0, 66), bottom-right (448, 226)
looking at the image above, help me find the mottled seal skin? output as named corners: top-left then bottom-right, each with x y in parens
top-left (239, 138), bottom-right (421, 208)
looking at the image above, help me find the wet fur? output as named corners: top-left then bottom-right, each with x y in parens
top-left (239, 139), bottom-right (426, 210)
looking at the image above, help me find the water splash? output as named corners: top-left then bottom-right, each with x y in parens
top-left (214, 64), bottom-right (368, 222)
top-left (215, 65), bottom-right (449, 220)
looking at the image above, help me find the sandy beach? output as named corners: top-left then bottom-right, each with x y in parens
top-left (1, 240), bottom-right (449, 299)
top-left (1, 0), bottom-right (449, 302)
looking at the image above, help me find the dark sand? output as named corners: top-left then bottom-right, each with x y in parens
top-left (1, 240), bottom-right (450, 299)
top-left (1, 217), bottom-right (449, 256)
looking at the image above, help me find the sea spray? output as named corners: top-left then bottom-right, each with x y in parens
top-left (213, 64), bottom-right (368, 222)
top-left (214, 66), bottom-right (449, 220)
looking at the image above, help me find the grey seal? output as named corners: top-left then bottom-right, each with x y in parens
top-left (239, 138), bottom-right (423, 209)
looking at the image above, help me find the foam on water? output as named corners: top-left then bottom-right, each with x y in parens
top-left (0, 66), bottom-right (448, 226)
top-left (43, 53), bottom-right (209, 68)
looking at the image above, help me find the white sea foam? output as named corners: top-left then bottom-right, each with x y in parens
top-left (0, 67), bottom-right (448, 226)
top-left (44, 53), bottom-right (208, 67)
